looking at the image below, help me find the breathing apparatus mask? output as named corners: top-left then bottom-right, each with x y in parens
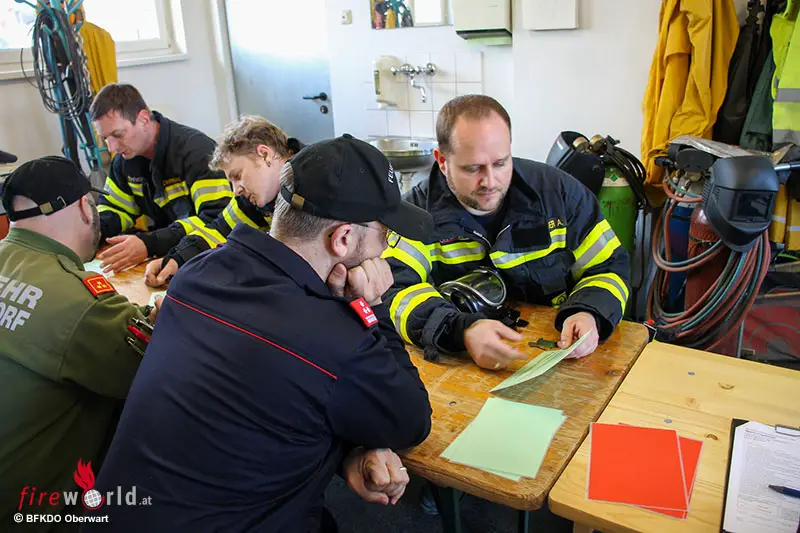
top-left (438, 268), bottom-right (528, 328)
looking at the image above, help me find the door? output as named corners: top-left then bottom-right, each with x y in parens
top-left (225, 0), bottom-right (334, 144)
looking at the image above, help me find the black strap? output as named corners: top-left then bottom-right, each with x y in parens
top-left (8, 197), bottom-right (67, 221)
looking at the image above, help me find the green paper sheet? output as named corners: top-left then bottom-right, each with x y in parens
top-left (490, 331), bottom-right (589, 392)
top-left (83, 259), bottom-right (104, 274)
top-left (149, 291), bottom-right (167, 307)
top-left (440, 398), bottom-right (566, 479)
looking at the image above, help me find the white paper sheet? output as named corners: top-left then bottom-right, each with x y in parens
top-left (722, 421), bottom-right (800, 533)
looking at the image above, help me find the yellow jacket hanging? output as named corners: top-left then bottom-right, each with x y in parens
top-left (641, 0), bottom-right (739, 185)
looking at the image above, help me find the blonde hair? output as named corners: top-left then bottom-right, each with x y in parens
top-left (210, 115), bottom-right (290, 170)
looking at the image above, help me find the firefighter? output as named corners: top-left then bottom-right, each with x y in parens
top-left (91, 83), bottom-right (232, 274)
top-left (384, 95), bottom-right (631, 370)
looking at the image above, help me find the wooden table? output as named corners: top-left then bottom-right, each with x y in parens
top-left (103, 261), bottom-right (160, 306)
top-left (106, 263), bottom-right (651, 531)
top-left (399, 307), bottom-right (649, 532)
top-left (549, 342), bottom-right (800, 533)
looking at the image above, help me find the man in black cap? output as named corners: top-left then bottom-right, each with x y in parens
top-left (0, 157), bottom-right (156, 528)
top-left (87, 135), bottom-right (435, 532)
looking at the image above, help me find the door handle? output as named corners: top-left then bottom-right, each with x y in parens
top-left (302, 92), bottom-right (328, 101)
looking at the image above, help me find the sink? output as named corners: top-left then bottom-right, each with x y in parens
top-left (368, 137), bottom-right (436, 174)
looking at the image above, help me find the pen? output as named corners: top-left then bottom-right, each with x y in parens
top-left (127, 325), bottom-right (151, 344)
top-left (768, 485), bottom-right (800, 499)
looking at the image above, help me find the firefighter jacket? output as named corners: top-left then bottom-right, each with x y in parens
top-left (383, 159), bottom-right (631, 361)
top-left (98, 111), bottom-right (233, 258)
top-left (166, 196), bottom-right (271, 266)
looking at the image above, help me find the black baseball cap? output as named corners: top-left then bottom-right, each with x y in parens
top-left (0, 156), bottom-right (105, 221)
top-left (279, 134), bottom-right (433, 241)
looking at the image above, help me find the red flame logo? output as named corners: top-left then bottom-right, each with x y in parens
top-left (73, 459), bottom-right (96, 491)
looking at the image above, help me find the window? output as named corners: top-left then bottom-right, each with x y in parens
top-left (0, 0), bottom-right (181, 76)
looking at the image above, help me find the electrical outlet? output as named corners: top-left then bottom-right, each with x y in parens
top-left (340, 10), bottom-right (352, 25)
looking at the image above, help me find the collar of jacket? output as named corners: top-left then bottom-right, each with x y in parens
top-left (3, 227), bottom-right (84, 268)
top-left (226, 224), bottom-right (343, 300)
top-left (423, 159), bottom-right (546, 243)
top-left (149, 110), bottom-right (170, 174)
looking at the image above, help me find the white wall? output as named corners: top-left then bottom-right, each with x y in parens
top-left (326, 0), bottom-right (514, 141)
top-left (326, 0), bottom-right (665, 164)
top-left (511, 0), bottom-right (661, 161)
top-left (0, 0), bottom-right (234, 164)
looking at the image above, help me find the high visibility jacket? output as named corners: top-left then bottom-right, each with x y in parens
top-left (383, 159), bottom-right (631, 360)
top-left (641, 0), bottom-right (739, 185)
top-left (163, 138), bottom-right (305, 266)
top-left (98, 111), bottom-right (233, 258)
top-left (166, 197), bottom-right (271, 266)
top-left (772, 0), bottom-right (800, 146)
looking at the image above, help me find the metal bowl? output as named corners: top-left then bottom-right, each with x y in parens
top-left (368, 137), bottom-right (436, 174)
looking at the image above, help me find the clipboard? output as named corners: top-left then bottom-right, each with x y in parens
top-left (720, 419), bottom-right (800, 533)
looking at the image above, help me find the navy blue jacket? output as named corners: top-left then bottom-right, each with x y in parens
top-left (87, 225), bottom-right (432, 532)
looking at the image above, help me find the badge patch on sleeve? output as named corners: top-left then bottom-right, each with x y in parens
top-left (83, 275), bottom-right (116, 297)
top-left (349, 297), bottom-right (378, 328)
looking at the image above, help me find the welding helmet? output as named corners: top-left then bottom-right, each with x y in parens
top-left (702, 156), bottom-right (779, 252)
top-left (438, 268), bottom-right (507, 314)
top-left (545, 131), bottom-right (605, 195)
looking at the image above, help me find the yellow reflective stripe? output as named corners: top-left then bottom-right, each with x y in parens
top-left (572, 273), bottom-right (628, 311)
top-left (223, 198), bottom-right (260, 229)
top-left (177, 215), bottom-right (225, 247)
top-left (195, 189), bottom-right (233, 209)
top-left (104, 178), bottom-right (138, 213)
top-left (490, 228), bottom-right (567, 269)
top-left (571, 220), bottom-right (621, 278)
top-left (389, 283), bottom-right (442, 343)
top-left (97, 204), bottom-right (135, 232)
top-left (383, 239), bottom-right (431, 282)
top-left (191, 179), bottom-right (233, 210)
top-left (128, 181), bottom-right (144, 196)
top-left (432, 241), bottom-right (486, 264)
top-left (176, 216), bottom-right (205, 235)
top-left (164, 182), bottom-right (189, 200)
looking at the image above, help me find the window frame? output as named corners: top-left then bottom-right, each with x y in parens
top-left (0, 0), bottom-right (184, 80)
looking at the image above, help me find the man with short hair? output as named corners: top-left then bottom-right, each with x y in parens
top-left (384, 95), bottom-right (631, 370)
top-left (88, 135), bottom-right (434, 532)
top-left (0, 156), bottom-right (155, 528)
top-left (144, 115), bottom-right (304, 287)
top-left (90, 83), bottom-right (233, 274)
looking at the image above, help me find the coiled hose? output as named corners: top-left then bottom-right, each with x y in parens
top-left (647, 175), bottom-right (771, 352)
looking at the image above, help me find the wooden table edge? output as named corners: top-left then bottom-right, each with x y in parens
top-left (405, 321), bottom-right (651, 511)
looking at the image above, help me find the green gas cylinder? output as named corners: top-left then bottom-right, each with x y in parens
top-left (597, 165), bottom-right (637, 258)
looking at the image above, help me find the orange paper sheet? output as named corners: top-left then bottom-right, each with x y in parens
top-left (587, 423), bottom-right (688, 511)
top-left (639, 436), bottom-right (703, 519)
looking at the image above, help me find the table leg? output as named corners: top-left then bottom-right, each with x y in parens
top-left (437, 487), bottom-right (463, 533)
top-left (572, 524), bottom-right (593, 533)
top-left (518, 510), bottom-right (531, 533)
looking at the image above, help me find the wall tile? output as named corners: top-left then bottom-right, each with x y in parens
top-left (455, 51), bottom-right (482, 83)
top-left (386, 110), bottom-right (411, 137)
top-left (430, 52), bottom-right (456, 83)
top-left (365, 110), bottom-right (387, 137)
top-left (456, 82), bottom-right (484, 97)
top-left (409, 111), bottom-right (435, 138)
top-left (431, 82), bottom-right (457, 111)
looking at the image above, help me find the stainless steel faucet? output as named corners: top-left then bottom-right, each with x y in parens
top-left (391, 63), bottom-right (437, 103)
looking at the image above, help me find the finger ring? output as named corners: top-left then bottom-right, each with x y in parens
top-left (493, 362), bottom-right (500, 369)
top-left (399, 466), bottom-right (408, 471)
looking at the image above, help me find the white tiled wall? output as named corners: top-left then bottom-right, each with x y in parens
top-left (362, 51), bottom-right (484, 140)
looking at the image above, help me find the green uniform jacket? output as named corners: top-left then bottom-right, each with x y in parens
top-left (0, 228), bottom-right (146, 529)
